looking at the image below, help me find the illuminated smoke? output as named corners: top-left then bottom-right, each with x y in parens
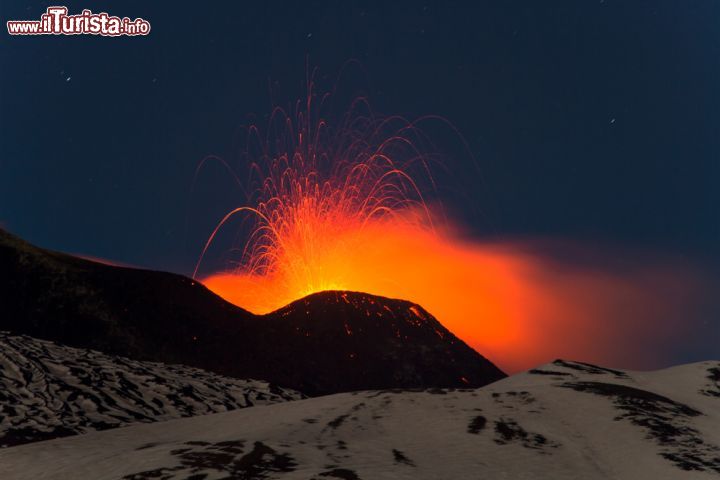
top-left (194, 89), bottom-right (711, 373)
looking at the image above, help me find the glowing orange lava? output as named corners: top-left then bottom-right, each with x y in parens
top-left (202, 221), bottom-right (533, 366)
top-left (196, 91), bottom-right (704, 374)
top-left (194, 92), bottom-right (446, 315)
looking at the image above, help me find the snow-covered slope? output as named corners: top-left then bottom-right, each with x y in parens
top-left (2, 359), bottom-right (718, 479)
top-left (0, 332), bottom-right (303, 448)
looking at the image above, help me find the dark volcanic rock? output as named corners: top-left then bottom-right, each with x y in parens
top-left (0, 228), bottom-right (505, 395)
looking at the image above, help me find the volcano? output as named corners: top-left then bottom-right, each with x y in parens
top-left (0, 228), bottom-right (505, 395)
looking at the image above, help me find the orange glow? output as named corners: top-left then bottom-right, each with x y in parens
top-left (195, 91), bottom-right (705, 374)
top-left (202, 220), bottom-right (533, 360)
top-left (202, 222), bottom-right (701, 373)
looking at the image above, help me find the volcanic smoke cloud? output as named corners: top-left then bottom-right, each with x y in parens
top-left (195, 87), bottom-right (711, 374)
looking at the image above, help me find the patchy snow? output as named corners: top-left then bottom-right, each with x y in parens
top-left (1, 357), bottom-right (718, 479)
top-left (0, 332), bottom-right (303, 447)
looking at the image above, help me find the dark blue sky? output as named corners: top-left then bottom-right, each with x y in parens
top-left (1, 1), bottom-right (719, 277)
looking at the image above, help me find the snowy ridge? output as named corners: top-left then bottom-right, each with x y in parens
top-left (0, 332), bottom-right (303, 448)
top-left (2, 358), bottom-right (719, 479)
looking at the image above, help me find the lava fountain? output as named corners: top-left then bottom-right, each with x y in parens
top-left (194, 90), bottom-right (444, 314)
top-left (195, 87), bottom-right (709, 373)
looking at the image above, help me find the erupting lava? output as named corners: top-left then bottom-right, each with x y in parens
top-left (195, 87), bottom-right (704, 373)
top-left (194, 91), bottom-right (443, 314)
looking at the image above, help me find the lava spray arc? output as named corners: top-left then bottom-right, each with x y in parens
top-left (194, 84), bottom-right (445, 313)
top-left (194, 81), bottom-right (706, 374)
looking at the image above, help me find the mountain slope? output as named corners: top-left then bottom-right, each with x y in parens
top-left (2, 360), bottom-right (718, 479)
top-left (245, 290), bottom-right (506, 394)
top-left (0, 228), bottom-right (505, 395)
top-left (0, 332), bottom-right (303, 448)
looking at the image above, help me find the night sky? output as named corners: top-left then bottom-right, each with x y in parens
top-left (2, 1), bottom-right (719, 270)
top-left (2, 1), bottom-right (719, 366)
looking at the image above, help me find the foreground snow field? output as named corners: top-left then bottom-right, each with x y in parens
top-left (0, 332), bottom-right (303, 447)
top-left (2, 357), bottom-right (718, 479)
